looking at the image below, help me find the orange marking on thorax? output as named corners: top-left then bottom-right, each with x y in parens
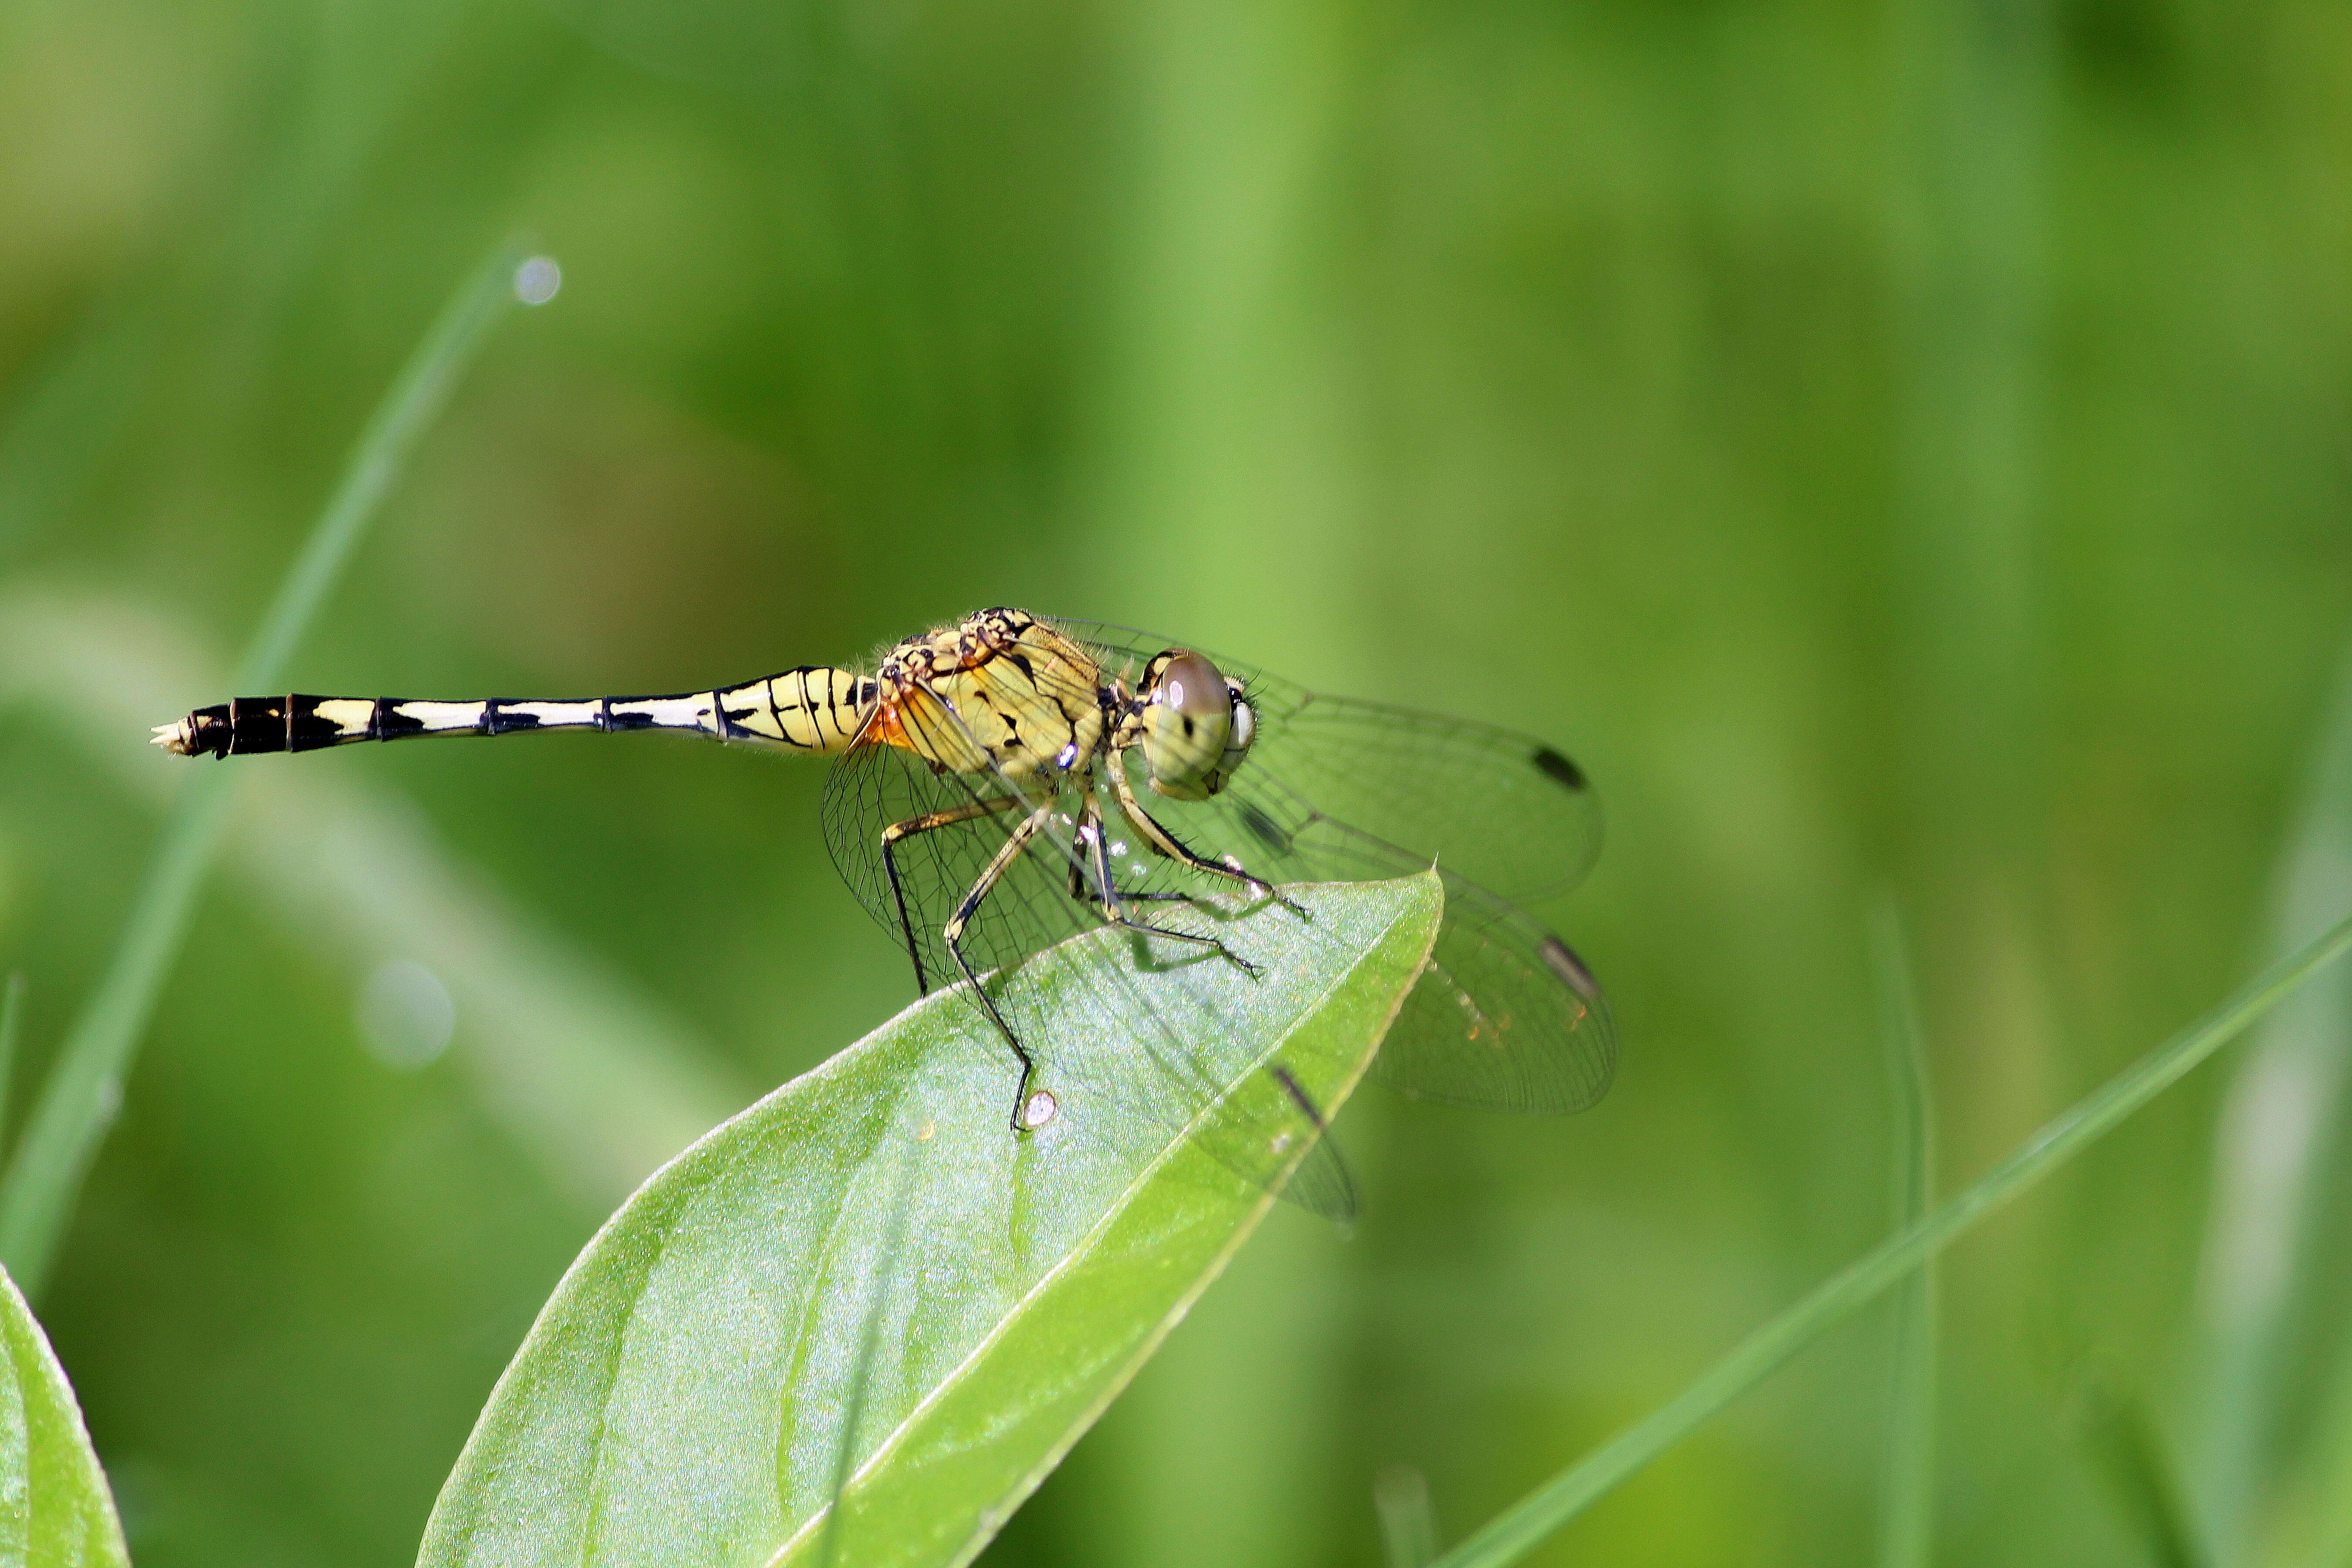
top-left (864, 702), bottom-right (918, 752)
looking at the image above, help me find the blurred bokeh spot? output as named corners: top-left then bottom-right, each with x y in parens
top-left (355, 960), bottom-right (456, 1072)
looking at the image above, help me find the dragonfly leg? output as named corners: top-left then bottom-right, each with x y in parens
top-left (1063, 806), bottom-right (1193, 906)
top-left (1106, 748), bottom-right (1305, 917)
top-left (1071, 795), bottom-right (1258, 975)
top-left (941, 802), bottom-right (1058, 1130)
top-left (880, 794), bottom-right (1023, 995)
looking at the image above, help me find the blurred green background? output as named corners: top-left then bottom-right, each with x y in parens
top-left (3, 0), bottom-right (2351, 1561)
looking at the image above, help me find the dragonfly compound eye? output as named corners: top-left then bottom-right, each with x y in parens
top-left (1141, 649), bottom-right (1234, 801)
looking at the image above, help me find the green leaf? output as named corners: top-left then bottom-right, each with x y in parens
top-left (1869, 902), bottom-right (1936, 1568)
top-left (417, 873), bottom-right (1443, 1568)
top-left (0, 1265), bottom-right (128, 1567)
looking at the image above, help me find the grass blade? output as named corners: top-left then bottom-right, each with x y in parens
top-left (1869, 901), bottom-right (1937, 1568)
top-left (2064, 1363), bottom-right (2205, 1568)
top-left (2196, 638), bottom-right (2352, 1562)
top-left (0, 242), bottom-right (536, 1295)
top-left (228, 244), bottom-right (536, 693)
top-left (0, 975), bottom-right (21, 1155)
top-left (0, 586), bottom-right (744, 1208)
top-left (1429, 906), bottom-right (2352, 1568)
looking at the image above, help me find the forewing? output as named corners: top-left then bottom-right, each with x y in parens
top-left (1199, 804), bottom-right (1616, 1113)
top-left (1386, 880), bottom-right (1613, 1112)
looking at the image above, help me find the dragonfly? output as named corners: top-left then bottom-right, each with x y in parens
top-left (155, 606), bottom-right (1613, 1216)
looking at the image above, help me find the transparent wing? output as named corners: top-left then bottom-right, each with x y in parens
top-left (821, 679), bottom-right (1358, 1219)
top-left (1048, 618), bottom-right (1615, 1114)
top-left (1054, 621), bottom-right (1603, 906)
top-left (1383, 879), bottom-right (1613, 1112)
top-left (1193, 806), bottom-right (1615, 1113)
top-left (821, 701), bottom-right (1076, 997)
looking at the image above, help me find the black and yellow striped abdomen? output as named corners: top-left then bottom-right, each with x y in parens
top-left (156, 667), bottom-right (876, 759)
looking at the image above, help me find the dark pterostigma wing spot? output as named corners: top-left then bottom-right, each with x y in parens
top-left (1530, 746), bottom-right (1588, 792)
top-left (1538, 933), bottom-right (1602, 1003)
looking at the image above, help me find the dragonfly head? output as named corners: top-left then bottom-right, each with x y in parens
top-left (1136, 649), bottom-right (1255, 801)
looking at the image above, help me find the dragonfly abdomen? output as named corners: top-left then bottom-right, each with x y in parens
top-left (155, 667), bottom-right (876, 758)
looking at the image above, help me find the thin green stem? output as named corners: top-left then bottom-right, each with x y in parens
top-left (230, 247), bottom-right (526, 693)
top-left (1870, 902), bottom-right (1937, 1568)
top-left (2196, 635), bottom-right (2352, 1563)
top-left (0, 974), bottom-right (23, 1152)
top-left (1431, 906), bottom-right (2352, 1568)
top-left (2068, 1370), bottom-right (2206, 1568)
top-left (0, 240), bottom-right (532, 1297)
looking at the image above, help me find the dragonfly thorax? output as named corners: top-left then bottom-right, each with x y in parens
top-left (870, 608), bottom-right (1107, 782)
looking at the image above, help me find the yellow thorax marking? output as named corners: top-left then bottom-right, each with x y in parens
top-left (868, 611), bottom-right (1108, 781)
